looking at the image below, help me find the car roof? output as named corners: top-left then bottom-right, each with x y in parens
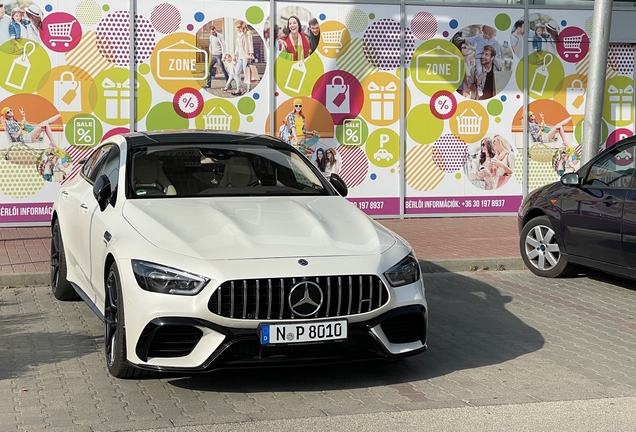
top-left (121, 130), bottom-right (288, 150)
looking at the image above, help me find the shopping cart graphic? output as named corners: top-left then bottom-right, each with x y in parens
top-left (322, 29), bottom-right (345, 54)
top-left (562, 34), bottom-right (585, 59)
top-left (48, 20), bottom-right (77, 47)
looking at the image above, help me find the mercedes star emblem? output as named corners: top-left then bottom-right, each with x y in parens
top-left (289, 281), bottom-right (323, 317)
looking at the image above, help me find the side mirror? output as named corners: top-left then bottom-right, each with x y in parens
top-left (560, 172), bottom-right (580, 186)
top-left (329, 173), bottom-right (348, 197)
top-left (93, 174), bottom-right (112, 211)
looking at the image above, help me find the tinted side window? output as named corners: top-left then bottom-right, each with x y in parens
top-left (81, 145), bottom-right (112, 183)
top-left (583, 144), bottom-right (636, 189)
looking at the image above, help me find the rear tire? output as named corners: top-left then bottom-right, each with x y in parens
top-left (104, 262), bottom-right (146, 379)
top-left (50, 220), bottom-right (79, 301)
top-left (520, 216), bottom-right (573, 278)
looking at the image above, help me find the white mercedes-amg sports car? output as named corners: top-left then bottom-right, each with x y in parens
top-left (51, 131), bottom-right (428, 378)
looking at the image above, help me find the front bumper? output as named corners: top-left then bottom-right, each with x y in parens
top-left (132, 304), bottom-right (428, 373)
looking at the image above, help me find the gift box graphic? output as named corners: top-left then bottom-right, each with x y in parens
top-left (368, 81), bottom-right (397, 121)
top-left (609, 84), bottom-right (633, 122)
top-left (102, 77), bottom-right (139, 120)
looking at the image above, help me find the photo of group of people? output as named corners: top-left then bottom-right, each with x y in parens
top-left (467, 134), bottom-right (515, 190)
top-left (36, 145), bottom-right (71, 182)
top-left (196, 18), bottom-right (266, 97)
top-left (0, 1), bottom-right (44, 51)
top-left (509, 13), bottom-right (560, 62)
top-left (265, 6), bottom-right (322, 61)
top-left (452, 24), bottom-right (514, 100)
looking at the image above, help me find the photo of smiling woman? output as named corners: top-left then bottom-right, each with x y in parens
top-left (278, 15), bottom-right (309, 61)
top-left (284, 98), bottom-right (317, 153)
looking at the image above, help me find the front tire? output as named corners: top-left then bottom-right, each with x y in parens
top-left (104, 262), bottom-right (144, 379)
top-left (50, 220), bottom-right (79, 301)
top-left (520, 215), bottom-right (573, 278)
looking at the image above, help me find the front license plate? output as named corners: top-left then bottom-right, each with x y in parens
top-left (260, 319), bottom-right (348, 345)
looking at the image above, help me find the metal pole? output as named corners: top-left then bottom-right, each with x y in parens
top-left (129, 0), bottom-right (137, 132)
top-left (399, 0), bottom-right (405, 219)
top-left (581, 0), bottom-right (613, 164)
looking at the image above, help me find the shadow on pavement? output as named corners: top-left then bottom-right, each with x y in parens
top-left (168, 266), bottom-right (545, 392)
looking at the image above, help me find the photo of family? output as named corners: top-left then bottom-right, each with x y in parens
top-left (0, 1), bottom-right (44, 51)
top-left (36, 145), bottom-right (72, 183)
top-left (521, 13), bottom-right (560, 64)
top-left (466, 134), bottom-right (516, 190)
top-left (196, 18), bottom-right (266, 97)
top-left (451, 24), bottom-right (514, 101)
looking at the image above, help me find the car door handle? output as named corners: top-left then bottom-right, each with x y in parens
top-left (603, 196), bottom-right (618, 206)
top-left (61, 190), bottom-right (69, 199)
top-left (80, 203), bottom-right (89, 213)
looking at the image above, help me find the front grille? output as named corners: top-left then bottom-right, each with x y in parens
top-left (147, 325), bottom-right (203, 358)
top-left (208, 275), bottom-right (389, 320)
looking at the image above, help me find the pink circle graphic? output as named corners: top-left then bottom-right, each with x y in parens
top-left (430, 90), bottom-right (457, 120)
top-left (41, 12), bottom-right (83, 52)
top-left (433, 134), bottom-right (468, 173)
top-left (337, 145), bottom-right (368, 188)
top-left (311, 71), bottom-right (364, 126)
top-left (411, 12), bottom-right (437, 40)
top-left (556, 26), bottom-right (589, 63)
top-left (606, 128), bottom-right (633, 150)
top-left (363, 19), bottom-right (415, 70)
top-left (173, 88), bottom-right (204, 119)
top-left (101, 127), bottom-right (130, 142)
top-left (96, 11), bottom-right (156, 66)
top-left (151, 3), bottom-right (181, 34)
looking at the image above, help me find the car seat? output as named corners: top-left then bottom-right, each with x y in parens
top-left (218, 156), bottom-right (259, 187)
top-left (133, 153), bottom-right (177, 196)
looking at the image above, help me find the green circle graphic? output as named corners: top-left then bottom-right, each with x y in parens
top-left (335, 117), bottom-right (368, 147)
top-left (138, 63), bottom-right (150, 75)
top-left (246, 6), bottom-right (264, 24)
top-left (495, 14), bottom-right (511, 31)
top-left (195, 99), bottom-right (240, 131)
top-left (0, 157), bottom-right (44, 198)
top-left (346, 9), bottom-right (369, 33)
top-left (65, 114), bottom-right (104, 147)
top-left (90, 69), bottom-right (152, 126)
top-left (575, 118), bottom-right (608, 146)
top-left (0, 41), bottom-right (51, 94)
top-left (407, 104), bottom-right (443, 145)
top-left (603, 76), bottom-right (634, 127)
top-left (237, 97), bottom-right (256, 115)
top-left (275, 55), bottom-right (325, 97)
top-left (146, 102), bottom-right (189, 131)
top-left (515, 53), bottom-right (565, 100)
top-left (366, 129), bottom-right (399, 168)
top-left (410, 39), bottom-right (464, 97)
top-left (487, 99), bottom-right (504, 116)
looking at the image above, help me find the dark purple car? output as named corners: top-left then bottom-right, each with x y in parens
top-left (518, 137), bottom-right (636, 278)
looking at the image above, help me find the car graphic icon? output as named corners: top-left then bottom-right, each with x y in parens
top-left (374, 149), bottom-right (393, 161)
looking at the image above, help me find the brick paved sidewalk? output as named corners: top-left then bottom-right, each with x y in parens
top-left (0, 216), bottom-right (521, 283)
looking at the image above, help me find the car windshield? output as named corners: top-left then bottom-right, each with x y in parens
top-left (128, 143), bottom-right (331, 198)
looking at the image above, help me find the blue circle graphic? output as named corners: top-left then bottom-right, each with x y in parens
top-left (194, 12), bottom-right (205, 22)
top-left (501, 95), bottom-right (507, 102)
top-left (449, 19), bottom-right (458, 29)
top-left (45, 4), bottom-right (53, 12)
top-left (370, 173), bottom-right (377, 180)
top-left (319, 14), bottom-right (326, 21)
top-left (253, 93), bottom-right (260, 100)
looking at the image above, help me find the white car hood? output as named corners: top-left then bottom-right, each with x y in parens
top-left (122, 197), bottom-right (396, 260)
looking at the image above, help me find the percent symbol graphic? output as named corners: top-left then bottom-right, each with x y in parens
top-left (345, 127), bottom-right (359, 143)
top-left (76, 128), bottom-right (93, 143)
top-left (430, 90), bottom-right (457, 120)
top-left (173, 88), bottom-right (204, 119)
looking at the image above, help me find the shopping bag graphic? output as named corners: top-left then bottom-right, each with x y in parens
top-left (326, 75), bottom-right (350, 113)
top-left (566, 79), bottom-right (585, 114)
top-left (6, 41), bottom-right (36, 90)
top-left (54, 71), bottom-right (82, 112)
top-left (609, 84), bottom-right (633, 122)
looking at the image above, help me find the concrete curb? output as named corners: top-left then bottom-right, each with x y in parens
top-left (1, 258), bottom-right (526, 288)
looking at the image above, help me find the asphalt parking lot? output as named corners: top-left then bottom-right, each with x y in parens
top-left (2, 268), bottom-right (636, 432)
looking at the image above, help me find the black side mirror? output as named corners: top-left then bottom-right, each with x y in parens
top-left (329, 173), bottom-right (348, 197)
top-left (560, 172), bottom-right (580, 186)
top-left (93, 174), bottom-right (112, 211)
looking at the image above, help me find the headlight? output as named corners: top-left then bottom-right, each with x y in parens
top-left (384, 254), bottom-right (421, 287)
top-left (132, 260), bottom-right (209, 296)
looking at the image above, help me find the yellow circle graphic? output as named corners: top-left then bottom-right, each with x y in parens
top-left (37, 66), bottom-right (95, 125)
top-left (360, 72), bottom-right (410, 127)
top-left (317, 21), bottom-right (351, 59)
top-left (150, 33), bottom-right (208, 94)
